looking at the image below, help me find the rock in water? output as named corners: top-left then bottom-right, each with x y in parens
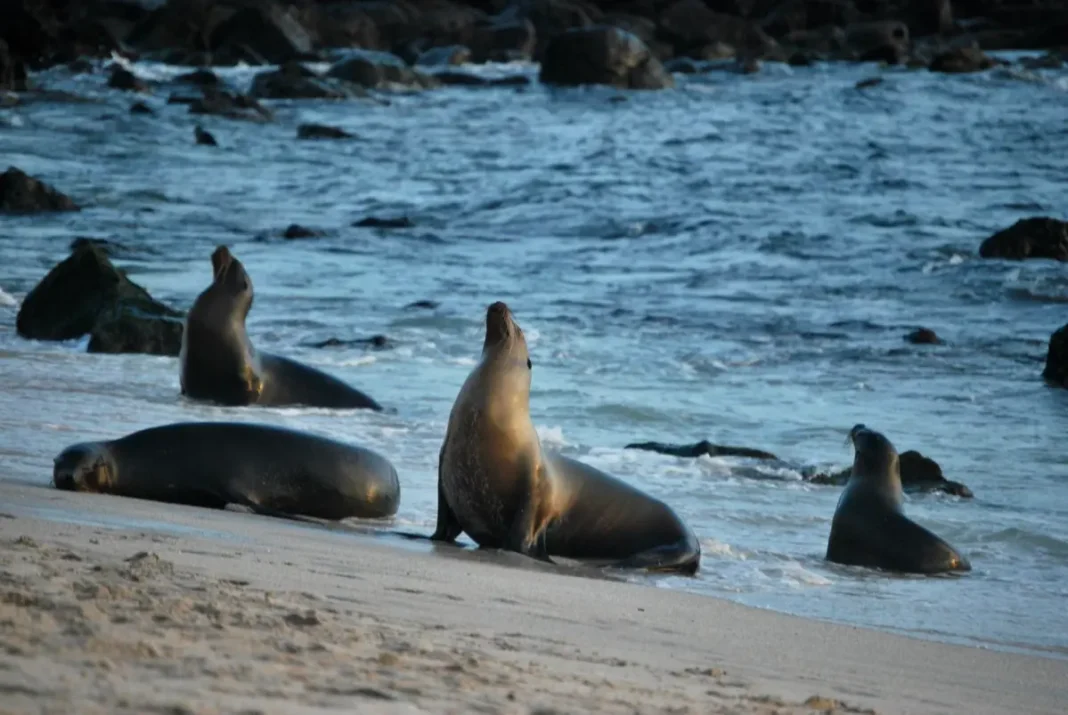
top-left (16, 242), bottom-right (184, 355)
top-left (539, 26), bottom-right (674, 90)
top-left (207, 5), bottom-right (314, 65)
top-left (905, 328), bottom-right (942, 345)
top-left (930, 47), bottom-right (997, 74)
top-left (297, 123), bottom-right (353, 140)
top-left (979, 217), bottom-right (1068, 261)
top-left (1043, 324), bottom-right (1068, 388)
top-left (0, 167), bottom-right (79, 213)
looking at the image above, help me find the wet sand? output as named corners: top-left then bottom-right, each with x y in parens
top-left (1, 481), bottom-right (1065, 715)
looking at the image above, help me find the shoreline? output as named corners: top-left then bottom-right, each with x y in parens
top-left (2, 481), bottom-right (1066, 715)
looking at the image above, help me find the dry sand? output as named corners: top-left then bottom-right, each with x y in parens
top-left (1, 481), bottom-right (1065, 715)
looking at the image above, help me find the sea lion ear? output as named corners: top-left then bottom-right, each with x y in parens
top-left (527, 358), bottom-right (532, 370)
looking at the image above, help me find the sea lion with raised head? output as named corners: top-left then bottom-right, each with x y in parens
top-left (52, 421), bottom-right (400, 519)
top-left (826, 424), bottom-right (971, 574)
top-left (180, 246), bottom-right (382, 409)
top-left (431, 301), bottom-right (701, 574)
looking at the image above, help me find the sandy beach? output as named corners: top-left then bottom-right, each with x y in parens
top-left (0, 480), bottom-right (1065, 715)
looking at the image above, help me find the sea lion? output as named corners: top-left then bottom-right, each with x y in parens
top-left (431, 301), bottom-right (701, 574)
top-left (179, 246), bottom-right (382, 409)
top-left (826, 424), bottom-right (971, 574)
top-left (52, 421), bottom-right (400, 519)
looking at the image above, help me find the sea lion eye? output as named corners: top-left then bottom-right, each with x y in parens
top-left (527, 358), bottom-right (532, 370)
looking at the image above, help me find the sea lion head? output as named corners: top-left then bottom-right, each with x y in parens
top-left (483, 302), bottom-right (532, 370)
top-left (52, 442), bottom-right (115, 493)
top-left (206, 245), bottom-right (254, 319)
top-left (848, 424), bottom-right (903, 502)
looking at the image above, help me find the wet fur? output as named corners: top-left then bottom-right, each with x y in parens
top-left (827, 425), bottom-right (970, 575)
top-left (433, 302), bottom-right (700, 573)
top-left (52, 422), bottom-right (400, 520)
top-left (180, 246), bottom-right (381, 410)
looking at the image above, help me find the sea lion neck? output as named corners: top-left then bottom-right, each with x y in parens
top-left (849, 427), bottom-right (904, 502)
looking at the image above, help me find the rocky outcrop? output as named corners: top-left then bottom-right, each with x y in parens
top-left (16, 242), bottom-right (184, 356)
top-left (905, 327), bottom-right (943, 345)
top-left (979, 217), bottom-right (1068, 261)
top-left (416, 45), bottom-right (472, 67)
top-left (0, 39), bottom-right (28, 92)
top-left (0, 167), bottom-right (79, 213)
top-left (843, 21), bottom-right (909, 63)
top-left (1043, 324), bottom-right (1068, 388)
top-left (107, 66), bottom-right (149, 92)
top-left (539, 26), bottom-right (674, 90)
top-left (188, 87), bottom-right (273, 122)
top-left (249, 62), bottom-right (351, 99)
top-left (207, 4), bottom-right (315, 65)
top-left (326, 50), bottom-right (437, 90)
top-left (659, 0), bottom-right (777, 60)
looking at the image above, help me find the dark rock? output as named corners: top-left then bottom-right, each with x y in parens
top-left (189, 88), bottom-right (273, 122)
top-left (500, 0), bottom-right (602, 58)
top-left (0, 39), bottom-right (29, 92)
top-left (930, 46), bottom-right (997, 73)
top-left (416, 45), bottom-right (472, 67)
top-left (978, 217), bottom-right (1068, 261)
top-left (783, 26), bottom-right (847, 55)
top-left (327, 50), bottom-right (437, 90)
top-left (665, 57), bottom-right (704, 74)
top-left (540, 25), bottom-right (674, 90)
top-left (404, 300), bottom-right (439, 310)
top-left (762, 0), bottom-right (860, 39)
top-left (625, 440), bottom-right (779, 460)
top-left (470, 17), bottom-right (538, 63)
top-left (66, 58), bottom-right (94, 74)
top-left (844, 21), bottom-right (909, 64)
top-left (297, 123), bottom-right (353, 140)
top-left (249, 62), bottom-right (350, 100)
top-left (855, 76), bottom-right (883, 89)
top-left (354, 216), bottom-right (414, 229)
top-left (660, 0), bottom-right (776, 59)
top-left (788, 51), bottom-right (817, 66)
top-left (194, 125), bottom-right (217, 146)
top-left (107, 66), bottom-right (148, 92)
top-left (308, 335), bottom-right (392, 350)
top-left (433, 71), bottom-right (530, 86)
top-left (174, 69), bottom-right (221, 87)
top-left (88, 308), bottom-right (184, 356)
top-left (1043, 323), bottom-right (1068, 388)
top-left (905, 327), bottom-right (942, 345)
top-left (1020, 52), bottom-right (1065, 70)
top-left (283, 224), bottom-right (325, 239)
top-left (0, 167), bottom-right (79, 213)
top-left (130, 100), bottom-right (154, 115)
top-left (906, 0), bottom-right (955, 37)
top-left (208, 4), bottom-right (314, 65)
top-left (16, 242), bottom-right (182, 351)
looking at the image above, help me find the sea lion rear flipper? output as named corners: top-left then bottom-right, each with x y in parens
top-left (430, 439), bottom-right (463, 542)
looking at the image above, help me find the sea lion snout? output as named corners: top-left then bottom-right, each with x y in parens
top-left (484, 301), bottom-right (517, 346)
top-left (210, 245), bottom-right (233, 278)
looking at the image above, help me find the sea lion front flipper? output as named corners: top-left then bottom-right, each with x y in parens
top-left (431, 438), bottom-right (463, 542)
top-left (505, 460), bottom-right (554, 564)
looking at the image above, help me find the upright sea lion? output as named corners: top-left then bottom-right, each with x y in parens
top-left (180, 246), bottom-right (382, 410)
top-left (826, 424), bottom-right (971, 575)
top-left (432, 301), bottom-right (701, 574)
top-left (52, 421), bottom-right (400, 520)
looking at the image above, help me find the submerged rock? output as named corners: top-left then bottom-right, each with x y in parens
top-left (0, 167), bottom-right (79, 213)
top-left (354, 216), bottom-right (413, 229)
top-left (307, 335), bottom-right (392, 350)
top-left (905, 328), bottom-right (943, 345)
top-left (107, 66), bottom-right (148, 92)
top-left (189, 87), bottom-right (273, 122)
top-left (1043, 323), bottom-right (1068, 388)
top-left (979, 217), bottom-right (1068, 261)
top-left (625, 440), bottom-right (779, 460)
top-left (283, 224), bottom-right (325, 239)
top-left (194, 125), bottom-right (217, 146)
top-left (16, 242), bottom-right (183, 355)
top-left (297, 123), bottom-right (353, 140)
top-left (540, 26), bottom-right (674, 90)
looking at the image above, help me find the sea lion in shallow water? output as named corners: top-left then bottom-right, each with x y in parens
top-left (52, 422), bottom-right (400, 519)
top-left (179, 246), bottom-right (382, 409)
top-left (431, 301), bottom-right (701, 574)
top-left (826, 424), bottom-right (970, 574)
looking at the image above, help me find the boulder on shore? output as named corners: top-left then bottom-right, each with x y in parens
top-left (1043, 324), bottom-right (1068, 388)
top-left (539, 26), bottom-right (674, 90)
top-left (0, 167), bottom-right (79, 213)
top-left (16, 242), bottom-right (184, 356)
top-left (979, 217), bottom-right (1068, 262)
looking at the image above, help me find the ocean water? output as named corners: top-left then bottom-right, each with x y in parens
top-left (2, 54), bottom-right (1067, 659)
